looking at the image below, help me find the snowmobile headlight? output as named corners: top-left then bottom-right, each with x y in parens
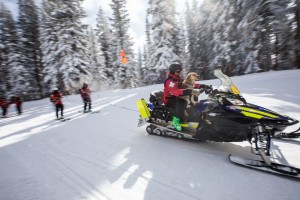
top-left (226, 98), bottom-right (244, 105)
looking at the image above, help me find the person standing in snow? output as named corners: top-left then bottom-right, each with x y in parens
top-left (79, 83), bottom-right (92, 112)
top-left (50, 88), bottom-right (64, 119)
top-left (10, 96), bottom-right (22, 115)
top-left (0, 97), bottom-right (9, 117)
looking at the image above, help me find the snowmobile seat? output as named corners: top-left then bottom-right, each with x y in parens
top-left (149, 91), bottom-right (173, 122)
top-left (149, 90), bottom-right (164, 106)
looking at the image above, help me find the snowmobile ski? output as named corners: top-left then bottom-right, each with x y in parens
top-left (228, 154), bottom-right (300, 179)
top-left (274, 127), bottom-right (300, 139)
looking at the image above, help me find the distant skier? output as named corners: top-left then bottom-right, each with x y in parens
top-left (79, 83), bottom-right (92, 113)
top-left (0, 97), bottom-right (9, 117)
top-left (10, 96), bottom-right (22, 115)
top-left (50, 88), bottom-right (64, 119)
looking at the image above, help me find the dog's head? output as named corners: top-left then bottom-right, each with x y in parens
top-left (184, 72), bottom-right (199, 85)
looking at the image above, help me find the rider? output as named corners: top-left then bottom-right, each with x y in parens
top-left (50, 88), bottom-right (64, 119)
top-left (79, 83), bottom-right (92, 112)
top-left (162, 62), bottom-right (212, 131)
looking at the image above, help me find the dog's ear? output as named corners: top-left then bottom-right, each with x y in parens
top-left (185, 73), bottom-right (192, 82)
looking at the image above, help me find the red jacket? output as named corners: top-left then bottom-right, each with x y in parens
top-left (11, 96), bottom-right (22, 106)
top-left (0, 98), bottom-right (9, 108)
top-left (80, 86), bottom-right (91, 100)
top-left (162, 73), bottom-right (202, 105)
top-left (50, 92), bottom-right (63, 105)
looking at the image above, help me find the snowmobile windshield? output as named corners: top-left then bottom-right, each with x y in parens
top-left (214, 69), bottom-right (240, 95)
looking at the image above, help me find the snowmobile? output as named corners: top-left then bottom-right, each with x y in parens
top-left (136, 69), bottom-right (300, 178)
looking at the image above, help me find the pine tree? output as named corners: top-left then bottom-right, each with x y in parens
top-left (40, 0), bottom-right (91, 93)
top-left (185, 0), bottom-right (199, 73)
top-left (40, 0), bottom-right (60, 93)
top-left (268, 0), bottom-right (292, 70)
top-left (184, 0), bottom-right (297, 77)
top-left (177, 17), bottom-right (187, 70)
top-left (137, 47), bottom-right (143, 85)
top-left (95, 7), bottom-right (114, 82)
top-left (146, 0), bottom-right (180, 78)
top-left (237, 0), bottom-right (263, 74)
top-left (87, 27), bottom-right (106, 90)
top-left (0, 2), bottom-right (28, 97)
top-left (210, 0), bottom-right (243, 76)
top-left (144, 16), bottom-right (151, 68)
top-left (257, 0), bottom-right (273, 71)
top-left (294, 0), bottom-right (300, 69)
top-left (0, 2), bottom-right (10, 95)
top-left (109, 0), bottom-right (136, 88)
top-left (17, 0), bottom-right (43, 98)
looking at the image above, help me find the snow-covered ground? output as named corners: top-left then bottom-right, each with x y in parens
top-left (1, 70), bottom-right (300, 200)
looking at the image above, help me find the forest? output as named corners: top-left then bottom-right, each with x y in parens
top-left (0, 0), bottom-right (299, 100)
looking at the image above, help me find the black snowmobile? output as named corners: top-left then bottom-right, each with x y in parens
top-left (136, 69), bottom-right (300, 178)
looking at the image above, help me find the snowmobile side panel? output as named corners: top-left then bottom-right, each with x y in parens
top-left (197, 110), bottom-right (253, 142)
top-left (136, 99), bottom-right (151, 119)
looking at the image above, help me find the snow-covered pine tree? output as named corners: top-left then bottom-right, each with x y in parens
top-left (183, 0), bottom-right (297, 77)
top-left (40, 0), bottom-right (60, 93)
top-left (268, 0), bottom-right (292, 70)
top-left (293, 0), bottom-right (300, 69)
top-left (143, 15), bottom-right (160, 85)
top-left (87, 27), bottom-right (107, 90)
top-left (177, 16), bottom-right (187, 75)
top-left (185, 0), bottom-right (199, 73)
top-left (95, 7), bottom-right (114, 84)
top-left (146, 0), bottom-right (180, 78)
top-left (236, 0), bottom-right (263, 74)
top-left (144, 16), bottom-right (151, 68)
top-left (136, 47), bottom-right (143, 86)
top-left (257, 0), bottom-right (273, 72)
top-left (211, 0), bottom-right (243, 76)
top-left (190, 0), bottom-right (216, 79)
top-left (17, 0), bottom-right (43, 99)
top-left (109, 0), bottom-right (136, 89)
top-left (0, 2), bottom-right (11, 96)
top-left (207, 0), bottom-right (229, 74)
top-left (40, 0), bottom-right (91, 93)
top-left (0, 2), bottom-right (28, 97)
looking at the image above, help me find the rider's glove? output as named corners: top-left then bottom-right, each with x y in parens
top-left (200, 84), bottom-right (212, 90)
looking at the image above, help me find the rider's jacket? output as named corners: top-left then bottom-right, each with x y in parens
top-left (163, 73), bottom-right (202, 105)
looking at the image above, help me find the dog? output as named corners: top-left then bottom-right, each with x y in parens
top-left (183, 72), bottom-right (200, 89)
top-left (180, 72), bottom-right (201, 108)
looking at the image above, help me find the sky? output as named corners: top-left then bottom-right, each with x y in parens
top-left (1, 0), bottom-right (192, 53)
top-left (1, 69), bottom-right (300, 199)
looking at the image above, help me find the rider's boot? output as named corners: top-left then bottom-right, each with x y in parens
top-left (172, 116), bottom-right (182, 132)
